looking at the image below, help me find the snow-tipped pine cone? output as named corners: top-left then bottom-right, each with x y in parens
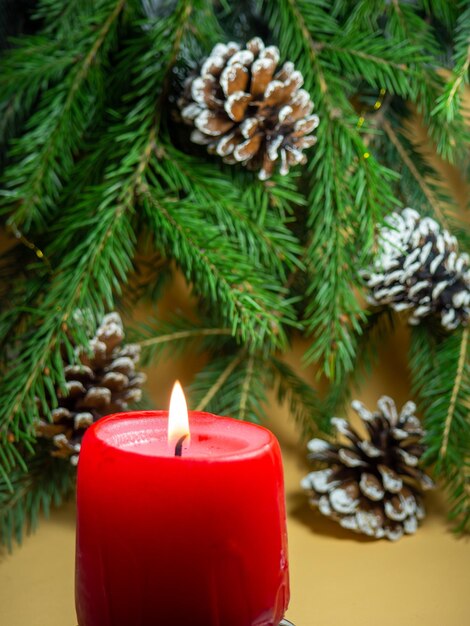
top-left (36, 312), bottom-right (146, 465)
top-left (179, 37), bottom-right (319, 180)
top-left (363, 208), bottom-right (470, 329)
top-left (301, 396), bottom-right (435, 541)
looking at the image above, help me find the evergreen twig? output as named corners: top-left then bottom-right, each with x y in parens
top-left (195, 352), bottom-right (246, 412)
top-left (440, 328), bottom-right (469, 461)
top-left (382, 118), bottom-right (449, 228)
top-left (0, 449), bottom-right (75, 549)
top-left (410, 325), bottom-right (470, 532)
top-left (2, 0), bottom-right (129, 231)
top-left (139, 328), bottom-right (233, 348)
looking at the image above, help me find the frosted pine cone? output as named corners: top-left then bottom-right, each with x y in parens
top-left (363, 208), bottom-right (470, 329)
top-left (301, 397), bottom-right (435, 541)
top-left (179, 37), bottom-right (319, 180)
top-left (36, 312), bottom-right (146, 465)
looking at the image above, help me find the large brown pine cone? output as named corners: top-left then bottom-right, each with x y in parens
top-left (36, 312), bottom-right (146, 465)
top-left (179, 37), bottom-right (319, 179)
top-left (301, 396), bottom-right (435, 541)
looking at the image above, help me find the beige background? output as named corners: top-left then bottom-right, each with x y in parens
top-left (0, 118), bottom-right (470, 624)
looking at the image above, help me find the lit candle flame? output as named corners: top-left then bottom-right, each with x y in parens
top-left (168, 381), bottom-right (190, 452)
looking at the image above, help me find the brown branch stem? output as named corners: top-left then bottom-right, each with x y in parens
top-left (285, 0), bottom-right (328, 94)
top-left (239, 354), bottom-right (255, 420)
top-left (446, 45), bottom-right (470, 108)
top-left (195, 352), bottom-right (245, 412)
top-left (139, 328), bottom-right (232, 347)
top-left (439, 327), bottom-right (469, 461)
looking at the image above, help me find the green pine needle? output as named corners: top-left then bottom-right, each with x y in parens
top-left (410, 325), bottom-right (470, 532)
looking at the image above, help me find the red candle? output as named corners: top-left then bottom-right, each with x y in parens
top-left (75, 385), bottom-right (289, 626)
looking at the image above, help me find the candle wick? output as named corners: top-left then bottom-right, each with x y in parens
top-left (174, 435), bottom-right (187, 457)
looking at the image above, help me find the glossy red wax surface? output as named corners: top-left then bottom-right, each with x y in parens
top-left (75, 411), bottom-right (289, 626)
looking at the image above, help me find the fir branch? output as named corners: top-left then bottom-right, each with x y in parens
top-left (0, 2), bottom-right (195, 471)
top-left (238, 353), bottom-right (255, 421)
top-left (189, 351), bottom-right (270, 424)
top-left (322, 307), bottom-right (396, 422)
top-left (154, 144), bottom-right (303, 279)
top-left (263, 0), bottom-right (398, 379)
top-left (139, 328), bottom-right (233, 348)
top-left (320, 41), bottom-right (409, 70)
top-left (382, 118), bottom-right (449, 228)
top-left (386, 0), bottom-right (469, 162)
top-left (1, 0), bottom-right (128, 231)
top-left (0, 219), bottom-right (131, 439)
top-left (302, 118), bottom-right (396, 380)
top-left (0, 449), bottom-right (75, 550)
top-left (432, 1), bottom-right (470, 123)
top-left (420, 0), bottom-right (459, 29)
top-left (269, 356), bottom-right (323, 437)
top-left (440, 327), bottom-right (469, 461)
top-left (142, 189), bottom-right (296, 349)
top-left (194, 352), bottom-right (246, 412)
top-left (190, 349), bottom-right (321, 435)
top-left (410, 325), bottom-right (470, 532)
top-left (315, 36), bottom-right (419, 98)
top-left (137, 323), bottom-right (233, 366)
top-left (33, 0), bottom-right (98, 35)
top-left (444, 45), bottom-right (470, 111)
top-left (373, 110), bottom-right (470, 252)
top-left (0, 36), bottom-right (77, 152)
top-left (282, 0), bottom-right (330, 94)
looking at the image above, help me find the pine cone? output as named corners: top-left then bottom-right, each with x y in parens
top-left (36, 312), bottom-right (146, 465)
top-left (179, 37), bottom-right (319, 180)
top-left (301, 397), bottom-right (435, 541)
top-left (363, 208), bottom-right (470, 329)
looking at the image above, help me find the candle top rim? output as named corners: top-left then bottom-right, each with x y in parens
top-left (91, 410), bottom-right (277, 461)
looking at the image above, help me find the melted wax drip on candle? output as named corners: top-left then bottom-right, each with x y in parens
top-left (175, 434), bottom-right (188, 457)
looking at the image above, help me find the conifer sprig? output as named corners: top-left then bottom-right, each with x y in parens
top-left (0, 1), bottom-right (196, 476)
top-left (431, 1), bottom-right (470, 124)
top-left (410, 326), bottom-right (470, 532)
top-left (1, 0), bottom-right (130, 232)
top-left (0, 36), bottom-right (77, 155)
top-left (142, 187), bottom-right (297, 348)
top-left (153, 144), bottom-right (304, 279)
top-left (0, 448), bottom-right (75, 550)
top-left (263, 0), bottom-right (399, 379)
top-left (385, 0), bottom-right (470, 162)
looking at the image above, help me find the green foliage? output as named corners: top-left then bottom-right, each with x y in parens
top-left (410, 326), bottom-right (470, 532)
top-left (262, 0), bottom-right (400, 379)
top-left (0, 0), bottom-right (469, 545)
top-left (142, 187), bottom-right (297, 349)
top-left (432, 1), bottom-right (470, 124)
top-left (133, 316), bottom-right (234, 366)
top-left (0, 448), bottom-right (75, 550)
top-left (1, 0), bottom-right (133, 231)
top-left (188, 348), bottom-right (324, 434)
top-left (323, 307), bottom-right (397, 422)
top-left (269, 356), bottom-right (325, 437)
top-left (189, 352), bottom-right (267, 423)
